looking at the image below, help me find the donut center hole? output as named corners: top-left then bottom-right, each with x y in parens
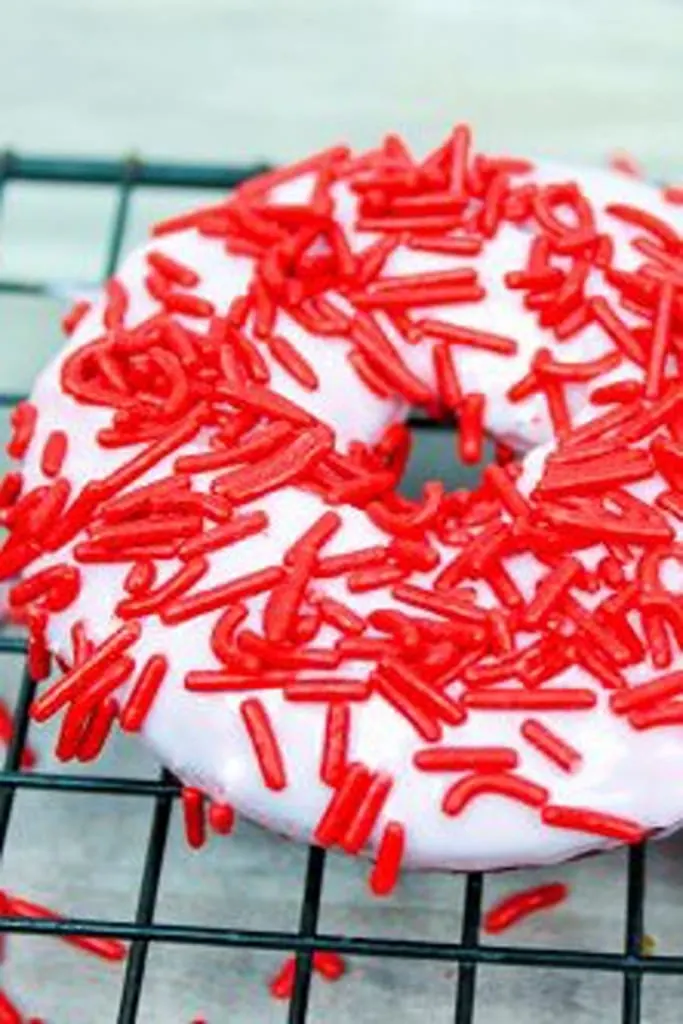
top-left (399, 421), bottom-right (496, 500)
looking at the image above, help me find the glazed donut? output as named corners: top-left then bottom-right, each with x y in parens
top-left (6, 127), bottom-right (683, 882)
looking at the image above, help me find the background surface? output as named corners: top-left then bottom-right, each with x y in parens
top-left (1, 0), bottom-right (682, 172)
top-left (1, 1), bottom-right (683, 1020)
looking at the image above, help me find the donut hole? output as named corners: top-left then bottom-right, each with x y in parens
top-left (399, 421), bottom-right (495, 499)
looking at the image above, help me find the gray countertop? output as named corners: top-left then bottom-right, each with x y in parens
top-left (1, 1), bottom-right (683, 1019)
top-left (5, 687), bottom-right (683, 1022)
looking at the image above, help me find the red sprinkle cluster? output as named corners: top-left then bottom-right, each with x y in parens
top-left (181, 786), bottom-right (236, 847)
top-left (4, 126), bottom-right (683, 889)
top-left (269, 951), bottom-right (346, 1000)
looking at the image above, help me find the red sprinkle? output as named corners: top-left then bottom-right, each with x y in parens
top-left (433, 343), bottom-right (463, 410)
top-left (0, 990), bottom-right (23, 1024)
top-left (407, 234), bottom-right (482, 256)
top-left (119, 654), bottom-right (168, 732)
top-left (182, 787), bottom-right (207, 849)
top-left (124, 560), bottom-right (157, 595)
top-left (7, 402), bottom-right (37, 459)
top-left (609, 152), bottom-right (642, 178)
top-left (211, 425), bottom-right (332, 502)
top-left (240, 698), bottom-right (287, 790)
top-left (267, 334), bottom-right (319, 390)
top-left (450, 124), bottom-right (472, 198)
top-left (609, 671), bottom-right (683, 714)
top-left (103, 279), bottom-right (129, 327)
top-left (483, 882), bottom-right (568, 934)
top-left (215, 381), bottom-right (314, 426)
top-left (163, 291), bottom-right (215, 318)
top-left (0, 471), bottom-right (23, 508)
top-left (208, 802), bottom-right (236, 835)
top-left (316, 597), bottom-right (366, 636)
top-left (442, 772), bottom-right (549, 815)
top-left (369, 820), bottom-right (405, 896)
top-left (162, 566), bottom-right (284, 625)
top-left (628, 702), bottom-right (683, 730)
top-left (269, 956), bottom-right (297, 1000)
top-left (520, 719), bottom-right (582, 773)
top-left (313, 951), bottom-right (347, 981)
top-left (55, 699), bottom-right (88, 762)
top-left (285, 679), bottom-right (370, 702)
top-left (606, 203), bottom-right (680, 251)
top-left (524, 557), bottom-right (582, 627)
top-left (320, 703), bottom-right (350, 786)
top-left (93, 406), bottom-right (207, 500)
top-left (116, 557), bottom-right (208, 619)
top-left (462, 689), bottom-right (597, 713)
top-left (31, 622), bottom-right (141, 723)
top-left (339, 771), bottom-right (393, 853)
top-left (5, 894), bottom-right (127, 961)
top-left (61, 299), bottom-right (91, 336)
top-left (414, 746), bottom-right (519, 773)
top-left (421, 319), bottom-right (517, 356)
top-left (41, 429), bottom-right (68, 477)
top-left (458, 393), bottom-right (486, 464)
top-left (645, 281), bottom-right (675, 399)
top-left (76, 698), bottom-right (118, 762)
top-left (177, 423), bottom-right (292, 475)
top-left (178, 512), bottom-right (268, 559)
top-left (147, 250), bottom-right (200, 287)
top-left (589, 297), bottom-right (644, 363)
top-left (541, 804), bottom-right (646, 843)
top-left (315, 763), bottom-right (373, 847)
top-left (269, 951), bottom-right (347, 1000)
top-left (0, 699), bottom-right (37, 769)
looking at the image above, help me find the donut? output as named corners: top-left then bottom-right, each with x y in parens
top-left (5, 126), bottom-right (683, 884)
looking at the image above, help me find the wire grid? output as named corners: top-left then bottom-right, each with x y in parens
top-left (0, 153), bottom-right (677, 1024)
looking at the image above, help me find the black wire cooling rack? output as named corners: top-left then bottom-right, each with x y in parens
top-left (0, 153), bottom-right (681, 1024)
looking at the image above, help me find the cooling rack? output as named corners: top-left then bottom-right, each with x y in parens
top-left (0, 153), bottom-right (679, 1023)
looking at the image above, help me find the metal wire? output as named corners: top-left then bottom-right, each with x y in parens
top-left (116, 769), bottom-right (175, 1024)
top-left (3, 902), bottom-right (679, 974)
top-left (289, 846), bottom-right (327, 1024)
top-left (622, 846), bottom-right (647, 1024)
top-left (0, 668), bottom-right (36, 856)
top-left (453, 872), bottom-right (483, 1024)
top-left (0, 153), bottom-right (662, 1022)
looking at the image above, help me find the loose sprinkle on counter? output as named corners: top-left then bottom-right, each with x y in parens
top-left (483, 882), bottom-right (568, 934)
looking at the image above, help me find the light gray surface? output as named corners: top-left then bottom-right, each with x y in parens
top-left (1, 0), bottom-right (683, 175)
top-left (5, 686), bottom-right (683, 1023)
top-left (1, 1), bottom-right (683, 1020)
